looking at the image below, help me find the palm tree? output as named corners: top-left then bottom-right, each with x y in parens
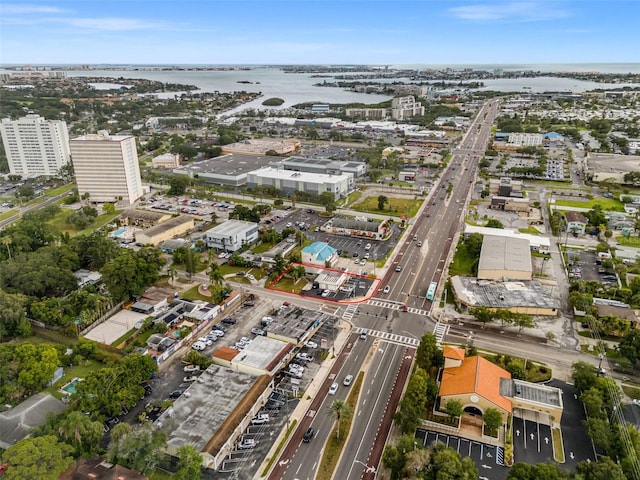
top-left (168, 263), bottom-right (177, 286)
top-left (208, 263), bottom-right (224, 286)
top-left (328, 400), bottom-right (352, 439)
top-left (57, 410), bottom-right (104, 454)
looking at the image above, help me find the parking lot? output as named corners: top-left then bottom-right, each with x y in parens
top-left (272, 209), bottom-right (402, 261)
top-left (570, 250), bottom-right (619, 285)
top-left (416, 429), bottom-right (509, 480)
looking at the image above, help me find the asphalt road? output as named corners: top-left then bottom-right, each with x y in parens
top-left (0, 190), bottom-right (71, 230)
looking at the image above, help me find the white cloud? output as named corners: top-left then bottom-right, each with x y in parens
top-left (65, 17), bottom-right (165, 31)
top-left (0, 4), bottom-right (66, 15)
top-left (449, 2), bottom-right (571, 22)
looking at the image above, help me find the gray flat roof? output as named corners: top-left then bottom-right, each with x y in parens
top-left (157, 364), bottom-right (256, 451)
top-left (268, 307), bottom-right (333, 343)
top-left (588, 153), bottom-right (640, 174)
top-left (174, 153), bottom-right (274, 178)
top-left (206, 219), bottom-right (258, 236)
top-left (138, 215), bottom-right (193, 237)
top-left (501, 378), bottom-right (563, 407)
top-left (233, 336), bottom-right (290, 372)
top-left (451, 276), bottom-right (558, 310)
top-left (478, 235), bottom-right (532, 273)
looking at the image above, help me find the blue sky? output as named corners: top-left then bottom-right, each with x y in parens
top-left (1, 1), bottom-right (638, 65)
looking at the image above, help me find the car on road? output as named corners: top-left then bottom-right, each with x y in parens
top-left (303, 427), bottom-right (315, 443)
top-left (417, 241), bottom-right (422, 247)
top-left (286, 222), bottom-right (293, 227)
top-left (251, 413), bottom-right (270, 425)
top-left (360, 329), bottom-right (368, 340)
top-left (343, 374), bottom-right (353, 386)
top-left (328, 382), bottom-right (339, 395)
top-left (304, 340), bottom-right (318, 349)
top-left (183, 365), bottom-right (200, 373)
top-left (402, 305), bottom-right (409, 312)
top-left (221, 317), bottom-right (237, 324)
top-left (383, 286), bottom-right (391, 294)
top-left (395, 265), bottom-right (402, 272)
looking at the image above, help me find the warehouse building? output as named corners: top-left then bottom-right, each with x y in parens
top-left (278, 156), bottom-right (367, 178)
top-left (173, 154), bottom-right (274, 186)
top-left (247, 167), bottom-right (353, 200)
top-left (135, 216), bottom-right (195, 246)
top-left (477, 235), bottom-right (532, 281)
top-left (205, 220), bottom-right (259, 252)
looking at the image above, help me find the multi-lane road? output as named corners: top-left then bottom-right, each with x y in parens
top-left (266, 99), bottom-right (500, 480)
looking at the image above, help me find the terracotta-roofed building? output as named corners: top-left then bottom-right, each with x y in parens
top-left (439, 356), bottom-right (512, 420)
top-left (443, 346), bottom-right (466, 367)
top-left (212, 346), bottom-right (241, 365)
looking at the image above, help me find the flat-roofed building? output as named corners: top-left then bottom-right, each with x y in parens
top-left (222, 138), bottom-right (300, 156)
top-left (507, 132), bottom-right (543, 147)
top-left (488, 177), bottom-right (523, 197)
top-left (247, 167), bottom-right (353, 200)
top-left (121, 209), bottom-right (171, 228)
top-left (586, 153), bottom-right (640, 184)
top-left (478, 235), bottom-right (532, 281)
top-left (450, 276), bottom-right (558, 316)
top-left (0, 114), bottom-right (70, 178)
top-left (315, 270), bottom-right (349, 292)
top-left (70, 130), bottom-right (143, 205)
top-left (278, 156), bottom-right (367, 178)
top-left (205, 219), bottom-right (259, 252)
top-left (321, 216), bottom-right (391, 240)
top-left (490, 196), bottom-right (530, 212)
top-left (464, 225), bottom-right (550, 254)
top-left (135, 216), bottom-right (194, 246)
top-left (212, 336), bottom-right (292, 376)
top-left (173, 153), bottom-right (274, 186)
top-left (391, 96), bottom-right (425, 120)
top-left (151, 153), bottom-right (181, 169)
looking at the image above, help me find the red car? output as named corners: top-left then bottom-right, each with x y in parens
top-left (401, 305), bottom-right (409, 312)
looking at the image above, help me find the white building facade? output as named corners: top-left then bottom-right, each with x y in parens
top-left (70, 131), bottom-right (143, 205)
top-left (391, 96), bottom-right (425, 120)
top-left (0, 114), bottom-right (70, 178)
top-left (205, 220), bottom-right (260, 252)
top-left (247, 167), bottom-right (353, 200)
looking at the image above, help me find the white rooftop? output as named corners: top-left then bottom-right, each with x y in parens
top-left (206, 219), bottom-right (258, 236)
top-left (249, 166), bottom-right (352, 183)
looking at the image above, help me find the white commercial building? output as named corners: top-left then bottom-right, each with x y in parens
top-left (247, 167), bottom-right (353, 200)
top-left (0, 114), bottom-right (70, 178)
top-left (507, 133), bottom-right (543, 147)
top-left (205, 220), bottom-right (259, 252)
top-left (70, 131), bottom-right (144, 205)
top-left (391, 96), bottom-right (425, 120)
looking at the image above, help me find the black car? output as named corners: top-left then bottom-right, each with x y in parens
top-left (303, 427), bottom-right (315, 443)
top-left (352, 252), bottom-right (359, 257)
top-left (307, 209), bottom-right (315, 214)
top-left (169, 390), bottom-right (184, 399)
top-left (243, 301), bottom-right (255, 307)
top-left (221, 317), bottom-right (237, 324)
top-left (212, 324), bottom-right (227, 332)
top-left (264, 400), bottom-right (282, 410)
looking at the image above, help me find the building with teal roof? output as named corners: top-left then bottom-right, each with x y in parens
top-left (301, 241), bottom-right (338, 266)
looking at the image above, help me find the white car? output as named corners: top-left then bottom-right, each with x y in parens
top-left (286, 222), bottom-right (293, 228)
top-left (343, 374), bottom-right (353, 386)
top-left (365, 243), bottom-right (371, 251)
top-left (183, 376), bottom-right (198, 383)
top-left (328, 382), bottom-right (339, 395)
top-left (359, 259), bottom-right (366, 266)
top-left (238, 438), bottom-right (256, 450)
top-left (304, 340), bottom-right (318, 349)
top-left (633, 399), bottom-right (640, 406)
top-left (192, 342), bottom-right (206, 351)
top-left (251, 413), bottom-right (270, 425)
top-left (383, 286), bottom-right (391, 294)
top-left (183, 365), bottom-right (200, 373)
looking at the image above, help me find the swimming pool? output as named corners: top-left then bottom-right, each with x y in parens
top-left (112, 228), bottom-right (126, 237)
top-left (60, 377), bottom-right (81, 395)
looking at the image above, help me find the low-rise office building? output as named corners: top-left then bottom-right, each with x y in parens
top-left (490, 196), bottom-right (530, 212)
top-left (301, 241), bottom-right (338, 267)
top-left (246, 167), bottom-right (353, 200)
top-left (488, 177), bottom-right (523, 197)
top-left (477, 235), bottom-right (532, 281)
top-left (173, 154), bottom-right (274, 187)
top-left (205, 220), bottom-right (259, 252)
top-left (222, 138), bottom-right (300, 156)
top-left (321, 217), bottom-right (391, 240)
top-left (135, 216), bottom-right (195, 246)
top-left (464, 225), bottom-right (550, 254)
top-left (151, 153), bottom-right (181, 169)
top-left (278, 156), bottom-right (367, 178)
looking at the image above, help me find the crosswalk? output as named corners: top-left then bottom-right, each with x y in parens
top-left (342, 304), bottom-right (358, 323)
top-left (432, 321), bottom-right (450, 345)
top-left (366, 298), bottom-right (430, 317)
top-left (353, 327), bottom-right (420, 347)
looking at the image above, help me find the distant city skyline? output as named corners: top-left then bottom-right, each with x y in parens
top-left (1, 1), bottom-right (638, 65)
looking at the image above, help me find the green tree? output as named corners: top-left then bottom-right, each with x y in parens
top-left (1, 435), bottom-right (74, 480)
top-left (168, 175), bottom-right (190, 196)
top-left (483, 408), bottom-right (503, 436)
top-left (485, 218), bottom-right (504, 229)
top-left (208, 263), bottom-right (224, 286)
top-left (327, 399), bottom-right (352, 439)
top-left (101, 248), bottom-right (165, 301)
top-left (576, 456), bottom-right (626, 480)
top-left (424, 442), bottom-right (478, 480)
top-left (273, 254), bottom-right (288, 276)
top-left (395, 368), bottom-right (428, 434)
top-left (415, 333), bottom-right (443, 372)
top-left (572, 361), bottom-right (599, 392)
top-left (377, 195), bottom-right (388, 211)
top-left (585, 417), bottom-right (613, 451)
top-left (108, 423), bottom-right (168, 474)
top-left (289, 265), bottom-right (306, 285)
top-left (382, 445), bottom-right (405, 480)
top-left (174, 445), bottom-right (203, 480)
top-left (619, 329), bottom-right (640, 363)
top-left (469, 306), bottom-right (495, 329)
top-left (464, 233), bottom-right (483, 257)
top-left (318, 191), bottom-right (337, 213)
top-left (444, 399), bottom-right (463, 420)
top-left (56, 410), bottom-right (104, 456)
top-left (512, 313), bottom-right (536, 334)
top-left (0, 290), bottom-right (31, 338)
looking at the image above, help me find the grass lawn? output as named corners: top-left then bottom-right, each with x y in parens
top-left (554, 198), bottom-right (624, 211)
top-left (45, 184), bottom-right (75, 197)
top-left (252, 242), bottom-right (276, 254)
top-left (269, 277), bottom-right (308, 294)
top-left (0, 209), bottom-right (18, 221)
top-left (352, 196), bottom-right (424, 218)
top-left (448, 242), bottom-right (477, 277)
top-left (44, 359), bottom-right (104, 400)
top-left (47, 209), bottom-right (122, 236)
top-left (181, 284), bottom-right (215, 302)
top-left (616, 236), bottom-right (640, 247)
top-left (518, 226), bottom-right (541, 235)
top-left (219, 264), bottom-right (265, 279)
top-left (552, 427), bottom-right (565, 462)
top-left (342, 190), bottom-right (363, 207)
top-left (111, 328), bottom-right (138, 347)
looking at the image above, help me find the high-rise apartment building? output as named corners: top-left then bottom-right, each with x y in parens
top-left (0, 114), bottom-right (71, 178)
top-left (70, 130), bottom-right (143, 205)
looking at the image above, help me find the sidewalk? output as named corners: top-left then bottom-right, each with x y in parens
top-left (254, 320), bottom-right (354, 480)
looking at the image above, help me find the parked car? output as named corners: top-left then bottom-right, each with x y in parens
top-left (243, 301), bottom-right (255, 307)
top-left (296, 353), bottom-right (313, 363)
top-left (183, 365), bottom-right (200, 373)
top-left (192, 342), bottom-right (206, 351)
top-left (251, 327), bottom-right (266, 336)
top-left (286, 369), bottom-right (302, 378)
top-left (303, 427), bottom-right (315, 443)
top-left (328, 382), bottom-right (339, 395)
top-left (251, 413), bottom-right (270, 425)
top-left (238, 438), bottom-right (256, 449)
top-left (343, 374), bottom-right (353, 386)
top-left (365, 243), bottom-right (371, 251)
top-left (183, 376), bottom-right (198, 383)
top-left (222, 317), bottom-right (237, 324)
top-left (321, 290), bottom-right (330, 297)
top-left (304, 340), bottom-right (318, 349)
top-left (417, 241), bottom-right (422, 247)
top-left (212, 324), bottom-right (227, 332)
top-left (169, 390), bottom-right (184, 399)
